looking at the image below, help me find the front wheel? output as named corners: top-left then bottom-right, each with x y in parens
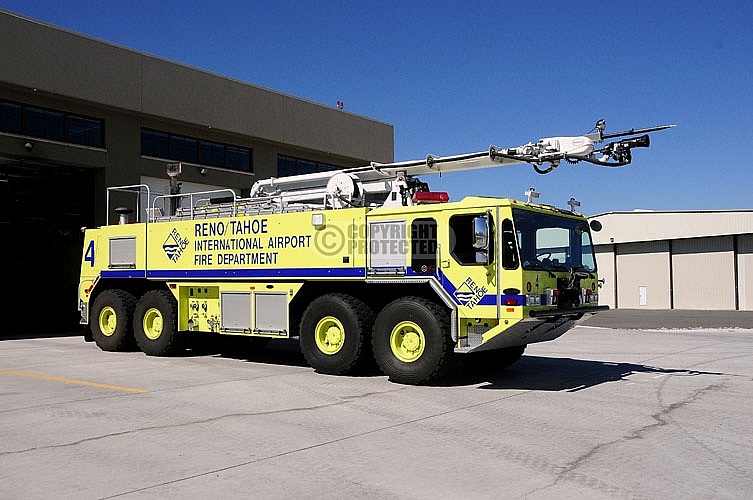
top-left (299, 293), bottom-right (374, 375)
top-left (90, 289), bottom-right (136, 352)
top-left (372, 297), bottom-right (453, 385)
top-left (134, 289), bottom-right (180, 356)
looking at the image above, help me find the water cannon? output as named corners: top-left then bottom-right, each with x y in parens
top-left (490, 120), bottom-right (675, 174)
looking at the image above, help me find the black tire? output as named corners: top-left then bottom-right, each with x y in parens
top-left (133, 289), bottom-right (180, 356)
top-left (90, 289), bottom-right (136, 352)
top-left (299, 293), bottom-right (374, 375)
top-left (463, 345), bottom-right (527, 373)
top-left (372, 297), bottom-right (453, 385)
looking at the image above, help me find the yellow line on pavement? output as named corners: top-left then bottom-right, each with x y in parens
top-left (0, 369), bottom-right (148, 393)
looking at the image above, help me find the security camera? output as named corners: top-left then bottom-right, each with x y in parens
top-left (24, 142), bottom-right (33, 152)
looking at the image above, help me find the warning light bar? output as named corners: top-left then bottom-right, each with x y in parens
top-left (412, 191), bottom-right (450, 204)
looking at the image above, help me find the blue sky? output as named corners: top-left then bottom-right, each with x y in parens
top-left (3, 1), bottom-right (752, 215)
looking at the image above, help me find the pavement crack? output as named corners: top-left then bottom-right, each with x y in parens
top-left (628, 381), bottom-right (727, 440)
top-left (0, 399), bottom-right (351, 457)
top-left (522, 381), bottom-right (727, 500)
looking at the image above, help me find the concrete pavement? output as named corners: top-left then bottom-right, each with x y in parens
top-left (582, 308), bottom-right (753, 330)
top-left (2, 323), bottom-right (753, 499)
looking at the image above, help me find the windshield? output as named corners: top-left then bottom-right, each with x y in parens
top-left (512, 208), bottom-right (597, 272)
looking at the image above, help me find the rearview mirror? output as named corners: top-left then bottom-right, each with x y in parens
top-left (473, 215), bottom-right (490, 264)
top-left (473, 216), bottom-right (489, 249)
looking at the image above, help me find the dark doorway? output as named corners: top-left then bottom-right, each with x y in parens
top-left (0, 162), bottom-right (95, 335)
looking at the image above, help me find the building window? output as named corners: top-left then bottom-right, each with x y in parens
top-left (169, 135), bottom-right (198, 162)
top-left (0, 102), bottom-right (22, 134)
top-left (277, 154), bottom-right (344, 177)
top-left (226, 146), bottom-right (250, 171)
top-left (141, 129), bottom-right (169, 158)
top-left (0, 100), bottom-right (104, 147)
top-left (67, 115), bottom-right (104, 147)
top-left (26, 108), bottom-right (65, 141)
top-left (298, 159), bottom-right (317, 175)
top-left (277, 155), bottom-right (297, 177)
top-left (200, 140), bottom-right (225, 167)
top-left (140, 128), bottom-right (252, 172)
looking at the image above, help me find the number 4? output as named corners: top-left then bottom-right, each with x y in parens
top-left (84, 240), bottom-right (95, 267)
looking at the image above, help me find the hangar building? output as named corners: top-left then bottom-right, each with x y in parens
top-left (590, 210), bottom-right (753, 311)
top-left (0, 10), bottom-right (393, 332)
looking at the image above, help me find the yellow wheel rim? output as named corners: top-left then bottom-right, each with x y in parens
top-left (142, 307), bottom-right (164, 340)
top-left (98, 306), bottom-right (117, 337)
top-left (314, 316), bottom-right (345, 355)
top-left (390, 321), bottom-right (425, 363)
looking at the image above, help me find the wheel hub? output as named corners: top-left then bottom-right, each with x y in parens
top-left (143, 308), bottom-right (164, 340)
top-left (402, 332), bottom-right (421, 352)
top-left (390, 321), bottom-right (425, 362)
top-left (325, 326), bottom-right (343, 347)
top-left (99, 307), bottom-right (117, 336)
top-left (315, 316), bottom-right (345, 355)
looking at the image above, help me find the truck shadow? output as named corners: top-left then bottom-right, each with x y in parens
top-left (186, 336), bottom-right (310, 368)
top-left (182, 336), bottom-right (726, 390)
top-left (446, 355), bottom-right (726, 391)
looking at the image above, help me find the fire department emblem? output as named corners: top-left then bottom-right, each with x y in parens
top-left (453, 277), bottom-right (487, 309)
top-left (163, 228), bottom-right (189, 262)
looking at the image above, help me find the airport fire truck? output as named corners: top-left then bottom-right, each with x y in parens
top-left (78, 120), bottom-right (672, 384)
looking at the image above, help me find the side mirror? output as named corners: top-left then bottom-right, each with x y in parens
top-left (589, 220), bottom-right (602, 232)
top-left (473, 215), bottom-right (490, 264)
top-left (473, 215), bottom-right (489, 249)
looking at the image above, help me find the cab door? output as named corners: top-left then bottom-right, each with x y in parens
top-left (440, 210), bottom-right (499, 311)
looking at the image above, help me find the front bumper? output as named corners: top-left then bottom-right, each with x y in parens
top-left (458, 305), bottom-right (608, 353)
top-left (528, 305), bottom-right (610, 319)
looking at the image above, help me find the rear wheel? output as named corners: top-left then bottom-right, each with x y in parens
top-left (372, 297), bottom-right (453, 385)
top-left (134, 290), bottom-right (180, 356)
top-left (90, 289), bottom-right (136, 352)
top-left (299, 293), bottom-right (374, 375)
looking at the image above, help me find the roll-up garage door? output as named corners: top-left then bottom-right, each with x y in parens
top-left (672, 236), bottom-right (735, 310)
top-left (616, 241), bottom-right (671, 309)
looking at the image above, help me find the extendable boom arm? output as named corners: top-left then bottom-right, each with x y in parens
top-left (248, 119), bottom-right (674, 207)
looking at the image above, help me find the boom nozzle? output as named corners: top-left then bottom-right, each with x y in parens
top-left (491, 120), bottom-right (674, 172)
top-left (622, 134), bottom-right (650, 149)
top-left (600, 123), bottom-right (675, 140)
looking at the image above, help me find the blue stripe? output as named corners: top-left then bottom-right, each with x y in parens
top-left (101, 270), bottom-right (147, 279)
top-left (142, 267), bottom-right (365, 279)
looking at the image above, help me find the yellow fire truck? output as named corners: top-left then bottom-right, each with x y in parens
top-left (78, 120), bottom-right (672, 384)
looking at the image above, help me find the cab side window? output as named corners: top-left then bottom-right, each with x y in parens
top-left (411, 218), bottom-right (437, 274)
top-left (449, 213), bottom-right (494, 265)
top-left (501, 218), bottom-right (519, 270)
